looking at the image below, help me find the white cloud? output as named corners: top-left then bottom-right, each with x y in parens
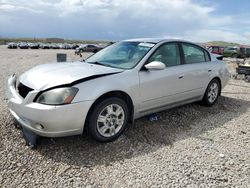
top-left (0, 4), bottom-right (16, 11)
top-left (0, 0), bottom-right (249, 43)
top-left (183, 29), bottom-right (249, 44)
top-left (0, 1), bottom-right (43, 13)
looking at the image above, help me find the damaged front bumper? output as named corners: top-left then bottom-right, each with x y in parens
top-left (7, 74), bottom-right (93, 137)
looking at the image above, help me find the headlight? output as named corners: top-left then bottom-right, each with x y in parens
top-left (36, 87), bottom-right (78, 105)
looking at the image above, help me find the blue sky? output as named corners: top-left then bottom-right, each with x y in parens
top-left (0, 0), bottom-right (250, 43)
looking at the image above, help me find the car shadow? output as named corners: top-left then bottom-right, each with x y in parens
top-left (36, 96), bottom-right (250, 168)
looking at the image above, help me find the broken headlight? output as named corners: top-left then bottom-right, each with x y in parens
top-left (36, 87), bottom-right (78, 105)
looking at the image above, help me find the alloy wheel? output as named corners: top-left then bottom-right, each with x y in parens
top-left (207, 82), bottom-right (219, 103)
top-left (96, 104), bottom-right (125, 137)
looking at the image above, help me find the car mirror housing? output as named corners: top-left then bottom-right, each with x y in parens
top-left (145, 61), bottom-right (166, 70)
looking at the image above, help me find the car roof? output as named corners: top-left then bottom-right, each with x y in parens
top-left (123, 38), bottom-right (212, 54)
top-left (123, 38), bottom-right (195, 44)
top-left (123, 38), bottom-right (165, 43)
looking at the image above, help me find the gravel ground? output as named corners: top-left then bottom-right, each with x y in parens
top-left (0, 46), bottom-right (249, 187)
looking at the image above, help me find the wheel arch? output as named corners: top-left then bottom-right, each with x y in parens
top-left (210, 77), bottom-right (222, 95)
top-left (85, 90), bottom-right (135, 130)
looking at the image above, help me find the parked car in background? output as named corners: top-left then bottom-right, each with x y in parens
top-left (64, 44), bottom-right (72, 49)
top-left (72, 44), bottom-right (79, 49)
top-left (75, 44), bottom-right (86, 55)
top-left (223, 47), bottom-right (240, 58)
top-left (58, 44), bottom-right (64, 49)
top-left (40, 43), bottom-right (51, 49)
top-left (29, 43), bottom-right (39, 49)
top-left (223, 46), bottom-right (250, 58)
top-left (207, 45), bottom-right (224, 55)
top-left (59, 44), bottom-right (72, 49)
top-left (7, 42), bottom-right (18, 49)
top-left (75, 44), bottom-right (103, 55)
top-left (239, 45), bottom-right (250, 58)
top-left (7, 38), bottom-right (230, 143)
top-left (50, 44), bottom-right (60, 49)
top-left (18, 42), bottom-right (29, 49)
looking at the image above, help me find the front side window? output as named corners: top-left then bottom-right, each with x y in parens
top-left (85, 41), bottom-right (155, 69)
top-left (182, 43), bottom-right (207, 64)
top-left (148, 43), bottom-right (180, 67)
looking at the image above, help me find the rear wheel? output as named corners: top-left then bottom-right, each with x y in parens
top-left (87, 97), bottom-right (129, 142)
top-left (202, 79), bottom-right (221, 106)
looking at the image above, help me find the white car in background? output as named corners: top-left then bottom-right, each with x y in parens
top-left (7, 38), bottom-right (230, 142)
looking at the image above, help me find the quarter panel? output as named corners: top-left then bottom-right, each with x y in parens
top-left (207, 60), bottom-right (230, 89)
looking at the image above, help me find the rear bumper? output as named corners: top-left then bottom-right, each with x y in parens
top-left (7, 74), bottom-right (93, 137)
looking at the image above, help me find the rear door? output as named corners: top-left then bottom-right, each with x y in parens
top-left (178, 42), bottom-right (212, 99)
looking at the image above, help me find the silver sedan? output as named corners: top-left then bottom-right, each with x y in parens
top-left (7, 38), bottom-right (230, 142)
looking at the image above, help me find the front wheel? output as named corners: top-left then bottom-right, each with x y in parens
top-left (87, 97), bottom-right (129, 142)
top-left (202, 79), bottom-right (221, 106)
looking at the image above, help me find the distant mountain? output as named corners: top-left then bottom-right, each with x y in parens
top-left (205, 41), bottom-right (240, 47)
top-left (0, 37), bottom-right (110, 45)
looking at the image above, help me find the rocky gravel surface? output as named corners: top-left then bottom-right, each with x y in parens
top-left (0, 46), bottom-right (249, 187)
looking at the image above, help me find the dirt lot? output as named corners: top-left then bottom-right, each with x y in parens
top-left (0, 45), bottom-right (249, 187)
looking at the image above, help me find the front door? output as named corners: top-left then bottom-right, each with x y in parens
top-left (138, 42), bottom-right (185, 112)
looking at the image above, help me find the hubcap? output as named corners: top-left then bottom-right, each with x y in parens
top-left (208, 82), bottom-right (219, 103)
top-left (97, 104), bottom-right (125, 137)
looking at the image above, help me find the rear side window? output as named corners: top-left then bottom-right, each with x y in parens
top-left (182, 43), bottom-right (209, 64)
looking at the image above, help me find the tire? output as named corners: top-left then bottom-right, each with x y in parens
top-left (87, 97), bottom-right (129, 142)
top-left (202, 79), bottom-right (221, 107)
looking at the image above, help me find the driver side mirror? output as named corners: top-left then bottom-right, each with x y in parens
top-left (144, 61), bottom-right (166, 70)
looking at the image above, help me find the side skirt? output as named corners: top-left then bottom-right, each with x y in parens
top-left (135, 96), bottom-right (202, 119)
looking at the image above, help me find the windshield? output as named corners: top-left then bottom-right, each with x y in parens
top-left (85, 41), bottom-right (155, 69)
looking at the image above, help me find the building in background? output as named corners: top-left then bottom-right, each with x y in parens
top-left (46, 38), bottom-right (64, 43)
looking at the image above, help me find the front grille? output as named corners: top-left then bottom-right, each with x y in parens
top-left (17, 82), bottom-right (33, 98)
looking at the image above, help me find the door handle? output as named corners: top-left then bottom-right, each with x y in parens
top-left (178, 75), bottom-right (184, 79)
top-left (208, 70), bottom-right (212, 72)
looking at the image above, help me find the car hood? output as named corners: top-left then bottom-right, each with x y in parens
top-left (19, 62), bottom-right (123, 90)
